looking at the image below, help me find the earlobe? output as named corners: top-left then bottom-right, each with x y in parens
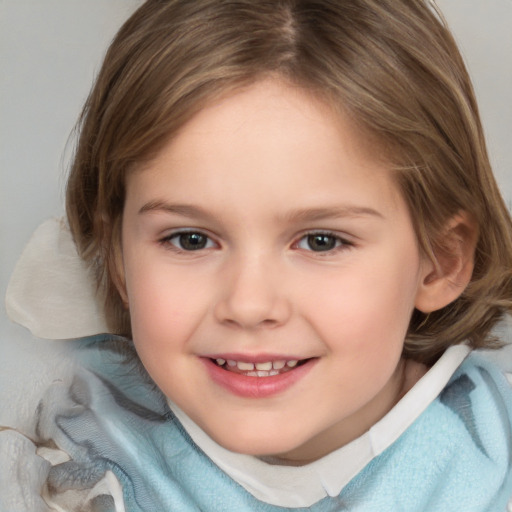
top-left (415, 211), bottom-right (478, 313)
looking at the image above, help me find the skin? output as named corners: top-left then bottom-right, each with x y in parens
top-left (118, 79), bottom-right (439, 464)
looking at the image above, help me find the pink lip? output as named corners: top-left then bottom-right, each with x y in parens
top-left (201, 357), bottom-right (316, 399)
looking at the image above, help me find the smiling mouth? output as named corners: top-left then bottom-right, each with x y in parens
top-left (211, 358), bottom-right (311, 377)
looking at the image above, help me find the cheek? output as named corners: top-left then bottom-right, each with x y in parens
top-left (302, 253), bottom-right (420, 352)
top-left (124, 257), bottom-right (210, 347)
top-left (124, 265), bottom-right (202, 388)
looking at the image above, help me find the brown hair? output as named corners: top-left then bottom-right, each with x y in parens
top-left (66, 0), bottom-right (512, 364)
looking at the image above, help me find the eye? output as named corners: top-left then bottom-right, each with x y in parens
top-left (164, 231), bottom-right (215, 251)
top-left (296, 232), bottom-right (349, 252)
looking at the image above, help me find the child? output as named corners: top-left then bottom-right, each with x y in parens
top-left (2, 0), bottom-right (512, 510)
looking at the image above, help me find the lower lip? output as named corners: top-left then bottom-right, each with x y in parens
top-left (202, 358), bottom-right (316, 399)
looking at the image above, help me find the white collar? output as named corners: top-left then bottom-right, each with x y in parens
top-left (168, 344), bottom-right (469, 508)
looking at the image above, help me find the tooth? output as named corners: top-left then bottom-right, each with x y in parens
top-left (216, 358), bottom-right (226, 366)
top-left (237, 361), bottom-right (255, 371)
top-left (255, 362), bottom-right (272, 371)
top-left (272, 361), bottom-right (286, 370)
top-left (227, 360), bottom-right (237, 367)
top-left (256, 371), bottom-right (270, 377)
top-left (286, 360), bottom-right (298, 368)
top-left (269, 370), bottom-right (279, 376)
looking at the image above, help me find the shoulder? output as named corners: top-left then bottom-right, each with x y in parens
top-left (405, 353), bottom-right (512, 510)
top-left (439, 352), bottom-right (512, 455)
top-left (0, 334), bottom-right (170, 511)
top-left (345, 352), bottom-right (512, 511)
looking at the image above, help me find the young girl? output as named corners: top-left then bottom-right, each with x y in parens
top-left (2, 0), bottom-right (512, 510)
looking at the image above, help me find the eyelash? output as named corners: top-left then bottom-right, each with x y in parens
top-left (159, 230), bottom-right (353, 254)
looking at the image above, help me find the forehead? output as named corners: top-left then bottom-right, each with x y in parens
top-left (127, 79), bottom-right (404, 219)
top-left (139, 79), bottom-right (385, 164)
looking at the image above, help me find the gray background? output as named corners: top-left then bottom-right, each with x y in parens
top-left (1, 0), bottom-right (511, 347)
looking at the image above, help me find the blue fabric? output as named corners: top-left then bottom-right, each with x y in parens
top-left (17, 336), bottom-right (512, 511)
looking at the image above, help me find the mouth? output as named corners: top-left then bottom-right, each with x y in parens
top-left (202, 354), bottom-right (317, 398)
top-left (210, 358), bottom-right (310, 377)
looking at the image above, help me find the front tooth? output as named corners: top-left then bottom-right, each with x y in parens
top-left (286, 360), bottom-right (298, 368)
top-left (272, 361), bottom-right (286, 370)
top-left (255, 362), bottom-right (272, 371)
top-left (237, 361), bottom-right (255, 371)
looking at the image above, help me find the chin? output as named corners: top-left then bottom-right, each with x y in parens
top-left (207, 424), bottom-right (310, 460)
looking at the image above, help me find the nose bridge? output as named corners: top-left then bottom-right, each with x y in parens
top-left (215, 248), bottom-right (290, 328)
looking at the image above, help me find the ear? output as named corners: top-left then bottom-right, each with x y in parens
top-left (415, 211), bottom-right (478, 313)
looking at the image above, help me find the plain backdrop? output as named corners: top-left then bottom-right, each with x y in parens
top-left (1, 1), bottom-right (511, 350)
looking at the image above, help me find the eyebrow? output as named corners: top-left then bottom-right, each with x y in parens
top-left (282, 206), bottom-right (384, 223)
top-left (139, 200), bottom-right (384, 222)
top-left (139, 201), bottom-right (210, 219)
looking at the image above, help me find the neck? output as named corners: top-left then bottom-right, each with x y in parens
top-left (265, 357), bottom-right (427, 466)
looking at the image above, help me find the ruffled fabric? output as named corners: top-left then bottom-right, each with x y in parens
top-left (5, 218), bottom-right (108, 339)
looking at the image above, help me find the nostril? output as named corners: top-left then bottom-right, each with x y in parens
top-left (213, 272), bottom-right (292, 329)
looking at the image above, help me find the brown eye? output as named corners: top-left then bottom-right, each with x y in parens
top-left (306, 234), bottom-right (338, 251)
top-left (296, 232), bottom-right (348, 252)
top-left (168, 232), bottom-right (213, 251)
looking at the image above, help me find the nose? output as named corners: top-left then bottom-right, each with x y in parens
top-left (214, 253), bottom-right (292, 329)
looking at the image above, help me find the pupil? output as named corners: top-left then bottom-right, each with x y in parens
top-left (308, 234), bottom-right (335, 251)
top-left (180, 233), bottom-right (207, 250)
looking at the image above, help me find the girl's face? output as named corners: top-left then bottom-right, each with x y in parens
top-left (120, 80), bottom-right (433, 463)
